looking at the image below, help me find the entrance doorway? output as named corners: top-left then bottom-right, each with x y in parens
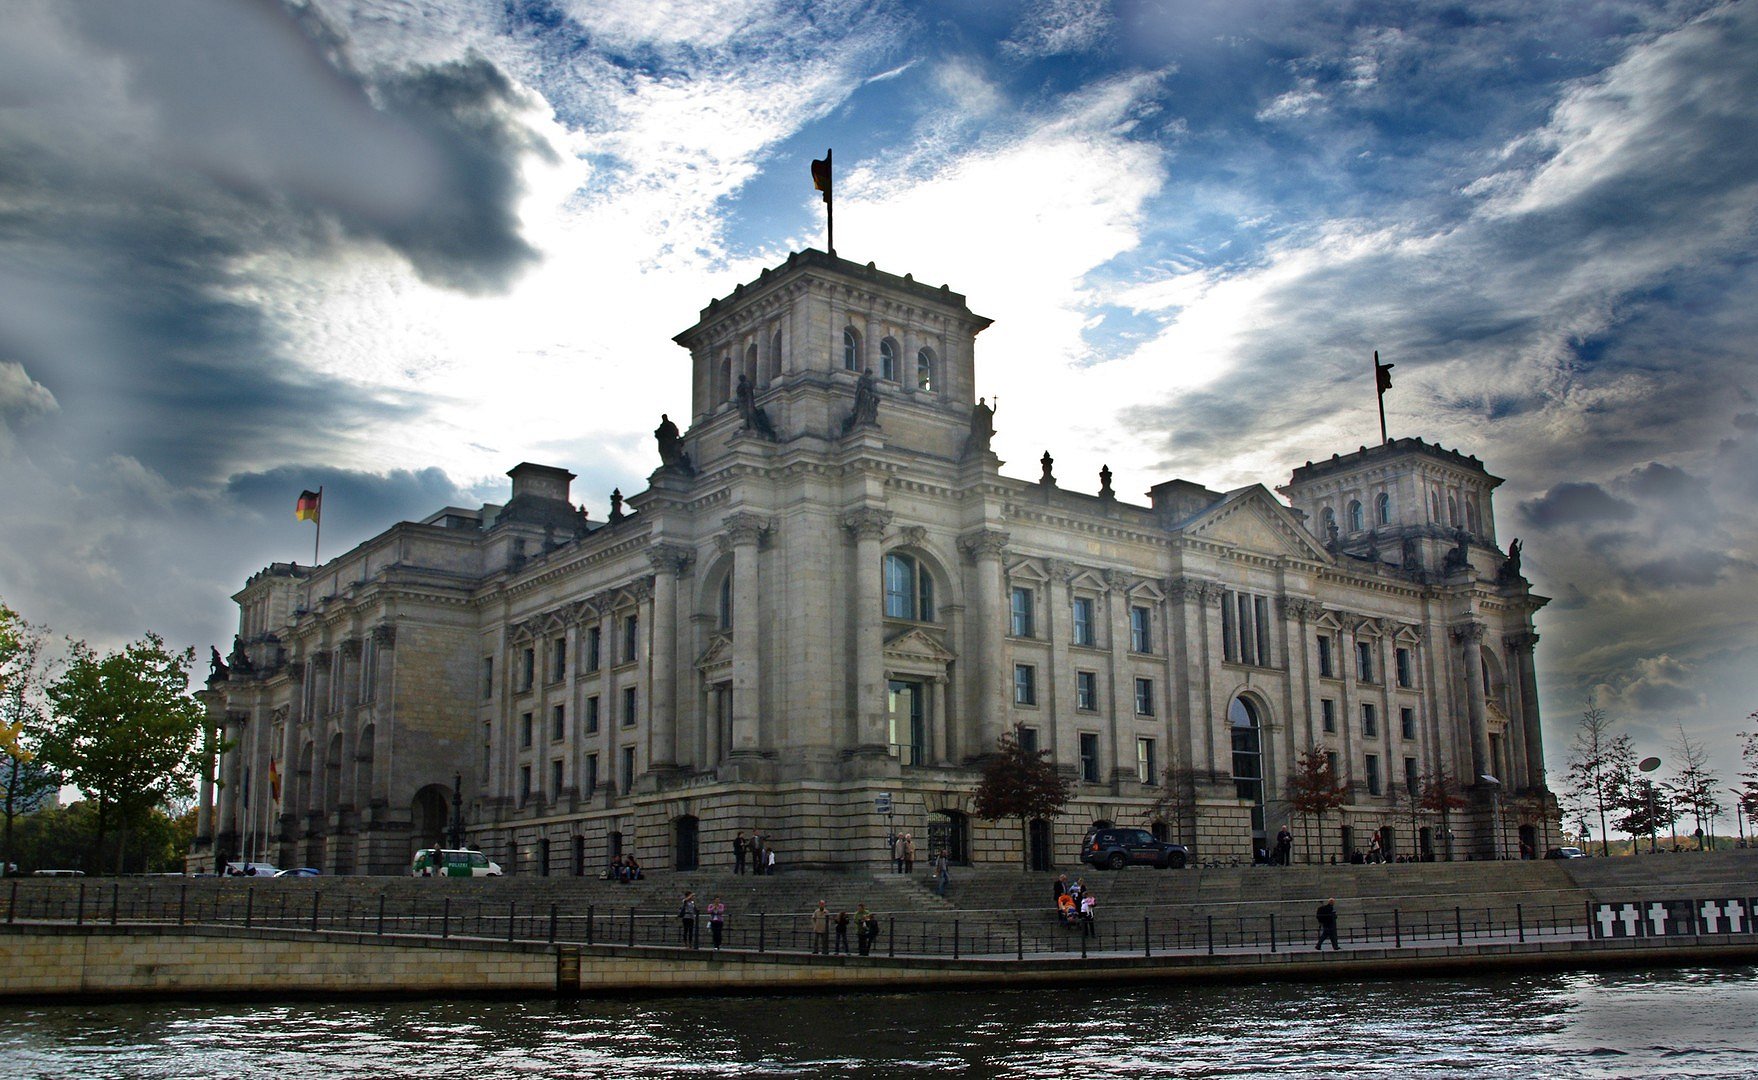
top-left (887, 680), bottom-right (925, 765)
top-left (675, 815), bottom-right (700, 871)
top-left (1028, 819), bottom-right (1054, 871)
top-left (928, 810), bottom-right (969, 864)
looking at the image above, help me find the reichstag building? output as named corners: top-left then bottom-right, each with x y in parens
top-left (193, 250), bottom-right (1557, 876)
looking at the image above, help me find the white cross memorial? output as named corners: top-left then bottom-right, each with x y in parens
top-left (1646, 902), bottom-right (1670, 935)
top-left (1619, 903), bottom-right (1640, 937)
top-left (1699, 900), bottom-right (1723, 933)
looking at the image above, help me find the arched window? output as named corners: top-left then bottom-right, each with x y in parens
top-left (1465, 501), bottom-right (1479, 535)
top-left (1448, 495), bottom-right (1459, 527)
top-left (843, 327), bottom-right (861, 371)
top-left (744, 342), bottom-right (758, 388)
top-left (1320, 506), bottom-right (1336, 537)
top-left (1375, 492), bottom-right (1391, 526)
top-left (1229, 698), bottom-right (1266, 841)
top-left (717, 355), bottom-right (732, 403)
top-left (916, 347), bottom-right (936, 391)
top-left (883, 552), bottom-right (935, 621)
top-left (1431, 491), bottom-right (1441, 521)
top-left (768, 329), bottom-right (783, 383)
top-left (716, 574), bottom-right (733, 630)
top-left (880, 337), bottom-right (899, 382)
top-left (1348, 500), bottom-right (1364, 533)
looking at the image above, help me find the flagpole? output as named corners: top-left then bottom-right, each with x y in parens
top-left (1374, 351), bottom-right (1389, 445)
top-left (313, 485), bottom-right (323, 566)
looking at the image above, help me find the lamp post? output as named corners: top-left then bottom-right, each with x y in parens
top-left (448, 772), bottom-right (466, 850)
top-left (1480, 774), bottom-right (1502, 860)
top-left (1731, 790), bottom-right (1747, 849)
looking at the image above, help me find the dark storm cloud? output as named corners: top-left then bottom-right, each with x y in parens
top-left (1519, 483), bottom-right (1635, 528)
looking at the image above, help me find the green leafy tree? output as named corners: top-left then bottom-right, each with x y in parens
top-left (1419, 766), bottom-right (1472, 861)
top-left (1738, 718), bottom-right (1758, 836)
top-left (1564, 700), bottom-right (1633, 857)
top-left (1285, 746), bottom-right (1348, 863)
top-left (1, 601), bottom-right (62, 875)
top-left (40, 633), bottom-right (205, 873)
top-left (973, 724), bottom-right (1072, 869)
top-left (1616, 775), bottom-right (1677, 853)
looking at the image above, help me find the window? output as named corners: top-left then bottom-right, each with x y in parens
top-left (1448, 495), bottom-right (1459, 526)
top-left (1230, 698), bottom-right (1264, 811)
top-left (1137, 738), bottom-right (1157, 785)
top-left (1400, 707), bottom-right (1415, 741)
top-left (769, 328), bottom-right (783, 382)
top-left (1223, 590), bottom-right (1271, 666)
top-left (1356, 640), bottom-right (1375, 682)
top-left (520, 647), bottom-right (535, 691)
top-left (619, 746), bottom-right (634, 795)
top-left (1079, 733), bottom-right (1100, 783)
top-left (1317, 635), bottom-right (1335, 677)
top-left (518, 765), bottom-right (532, 803)
top-left (520, 712), bottom-right (533, 748)
top-left (1376, 492), bottom-right (1391, 526)
top-left (621, 686), bottom-right (637, 727)
top-left (482, 721), bottom-right (491, 775)
top-left (1362, 703), bottom-right (1378, 738)
top-left (843, 326), bottom-right (860, 370)
top-left (1349, 500), bottom-right (1364, 533)
top-left (586, 627), bottom-right (601, 673)
top-left (1134, 677), bottom-right (1155, 716)
top-left (551, 637), bottom-right (566, 682)
top-left (1072, 596), bottom-right (1096, 647)
top-left (481, 657), bottom-right (494, 700)
top-left (585, 695), bottom-right (600, 735)
top-left (621, 615), bottom-right (638, 665)
top-left (884, 553), bottom-right (935, 621)
top-left (1321, 698), bottom-right (1336, 733)
top-left (1018, 726), bottom-right (1039, 755)
top-left (1010, 586), bottom-right (1035, 637)
top-left (1130, 606), bottom-right (1151, 653)
top-left (1365, 754), bottom-right (1383, 797)
top-left (1320, 506), bottom-right (1336, 537)
top-left (1404, 757), bottom-right (1420, 797)
top-left (1466, 501), bottom-right (1479, 535)
top-left (584, 753), bottom-right (599, 799)
top-left (717, 575), bottom-right (733, 629)
top-left (1326, 750), bottom-right (1340, 781)
top-left (551, 759), bottom-right (564, 796)
top-left (880, 336), bottom-right (898, 381)
top-left (1395, 647), bottom-right (1412, 688)
top-left (1013, 663), bottom-right (1037, 706)
top-left (551, 704), bottom-right (565, 741)
top-left (1076, 671), bottom-right (1098, 711)
top-left (916, 347), bottom-right (935, 391)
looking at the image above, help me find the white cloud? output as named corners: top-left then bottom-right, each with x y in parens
top-left (1004, 0), bottom-right (1114, 59)
top-left (0, 361), bottom-right (58, 421)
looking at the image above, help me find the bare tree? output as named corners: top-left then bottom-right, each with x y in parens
top-left (1143, 765), bottom-right (1207, 847)
top-left (1665, 722), bottom-right (1721, 850)
top-left (1565, 699), bottom-right (1634, 856)
top-left (1419, 766), bottom-right (1471, 861)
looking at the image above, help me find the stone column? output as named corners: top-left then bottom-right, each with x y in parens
top-left (1046, 559), bottom-right (1074, 761)
top-left (1103, 569), bottom-right (1131, 783)
top-left (1453, 622), bottom-right (1490, 782)
top-left (842, 508), bottom-right (893, 751)
top-left (646, 543), bottom-right (695, 770)
top-left (218, 710), bottom-right (244, 841)
top-left (959, 529), bottom-right (1010, 756)
top-left (1506, 630), bottom-right (1546, 789)
top-left (724, 513), bottom-right (770, 755)
top-left (931, 676), bottom-right (949, 765)
top-left (194, 688), bottom-right (223, 849)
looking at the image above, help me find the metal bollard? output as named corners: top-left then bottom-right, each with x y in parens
top-left (1206, 914), bottom-right (1213, 956)
top-left (1017, 919), bottom-right (1023, 961)
top-left (1145, 916), bottom-right (1151, 958)
top-left (550, 903), bottom-right (558, 944)
top-left (1517, 903), bottom-right (1525, 943)
top-left (1455, 906), bottom-right (1463, 946)
top-left (629, 908), bottom-right (636, 947)
top-left (953, 919), bottom-right (960, 960)
top-left (1394, 909), bottom-right (1402, 949)
top-left (507, 901), bottom-right (516, 943)
top-left (758, 912), bottom-right (765, 953)
top-left (243, 888), bottom-right (252, 929)
top-left (443, 897), bottom-right (451, 939)
top-left (1080, 923), bottom-right (1088, 959)
top-left (587, 904), bottom-right (594, 946)
top-left (111, 882), bottom-right (119, 925)
top-left (179, 883), bottom-right (187, 926)
top-left (6, 880), bottom-right (14, 924)
top-left (377, 893), bottom-right (385, 936)
top-left (310, 891), bottom-right (321, 931)
top-left (1269, 913), bottom-right (1277, 953)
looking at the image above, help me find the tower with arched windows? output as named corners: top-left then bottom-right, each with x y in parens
top-left (197, 250), bottom-right (1555, 877)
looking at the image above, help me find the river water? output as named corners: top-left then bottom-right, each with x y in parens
top-left (4, 966), bottom-right (1756, 1078)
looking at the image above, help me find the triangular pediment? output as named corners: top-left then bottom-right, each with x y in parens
top-left (694, 633), bottom-right (733, 671)
top-left (1179, 486), bottom-right (1331, 561)
top-left (883, 626), bottom-right (957, 665)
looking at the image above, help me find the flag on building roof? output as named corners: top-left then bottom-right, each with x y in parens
top-left (1375, 351), bottom-right (1394, 393)
top-left (811, 150), bottom-right (832, 203)
top-left (295, 489), bottom-right (321, 522)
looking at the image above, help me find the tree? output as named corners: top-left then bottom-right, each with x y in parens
top-left (1738, 718), bottom-right (1758, 838)
top-left (1616, 775), bottom-right (1677, 853)
top-left (1419, 766), bottom-right (1471, 861)
top-left (0, 602), bottom-right (61, 875)
top-left (972, 724), bottom-right (1072, 869)
top-left (40, 633), bottom-right (205, 874)
top-left (1143, 765), bottom-right (1208, 847)
top-left (1565, 699), bottom-right (1635, 857)
top-left (1285, 746), bottom-right (1348, 863)
top-left (1665, 722), bottom-right (1720, 850)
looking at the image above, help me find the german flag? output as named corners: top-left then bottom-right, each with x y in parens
top-left (295, 489), bottom-right (321, 523)
top-left (811, 149), bottom-right (832, 204)
top-left (268, 757), bottom-right (281, 803)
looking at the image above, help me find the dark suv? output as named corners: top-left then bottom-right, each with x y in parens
top-left (1081, 827), bottom-right (1191, 870)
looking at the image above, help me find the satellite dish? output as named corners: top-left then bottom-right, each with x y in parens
top-left (1639, 757), bottom-right (1661, 773)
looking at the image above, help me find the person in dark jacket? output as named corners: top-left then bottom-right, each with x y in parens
top-left (1315, 898), bottom-right (1340, 951)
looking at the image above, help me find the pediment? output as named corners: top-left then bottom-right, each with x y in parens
top-left (884, 626), bottom-right (957, 665)
top-left (1180, 486), bottom-right (1331, 561)
top-left (694, 633), bottom-right (733, 671)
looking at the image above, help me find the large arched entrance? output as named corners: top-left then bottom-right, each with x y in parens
top-left (1229, 697), bottom-right (1267, 855)
top-left (411, 784), bottom-right (449, 851)
top-left (928, 810), bottom-right (969, 864)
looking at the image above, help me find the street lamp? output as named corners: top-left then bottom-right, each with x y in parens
top-left (448, 772), bottom-right (466, 849)
top-left (1731, 790), bottom-right (1747, 849)
top-left (1480, 774), bottom-right (1502, 860)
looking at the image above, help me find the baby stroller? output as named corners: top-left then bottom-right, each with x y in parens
top-left (1056, 892), bottom-right (1079, 928)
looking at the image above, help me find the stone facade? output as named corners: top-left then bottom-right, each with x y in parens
top-left (195, 249), bottom-right (1556, 877)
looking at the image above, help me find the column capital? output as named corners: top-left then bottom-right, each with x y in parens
top-left (840, 507), bottom-right (893, 541)
top-left (722, 511), bottom-right (774, 547)
top-left (957, 528), bottom-right (1010, 560)
top-left (1451, 621), bottom-right (1486, 645)
top-left (647, 542), bottom-right (696, 575)
top-left (371, 623), bottom-right (397, 649)
top-left (1103, 568), bottom-right (1130, 594)
top-left (1045, 558), bottom-right (1078, 584)
top-left (1503, 629), bottom-right (1539, 652)
top-left (339, 638), bottom-right (362, 661)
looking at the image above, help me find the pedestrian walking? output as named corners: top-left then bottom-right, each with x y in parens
top-left (860, 908), bottom-right (880, 956)
top-left (679, 890), bottom-right (698, 948)
top-left (1315, 897), bottom-right (1340, 951)
top-left (902, 833), bottom-right (916, 874)
top-left (855, 903), bottom-right (873, 955)
top-left (1080, 892), bottom-right (1097, 938)
top-left (834, 909), bottom-right (851, 954)
top-left (733, 832), bottom-right (747, 874)
top-left (707, 896), bottom-right (726, 950)
top-left (811, 900), bottom-right (831, 954)
top-left (752, 831), bottom-right (765, 876)
top-left (933, 850), bottom-right (950, 897)
top-left (892, 833), bottom-right (906, 874)
top-left (1275, 825), bottom-right (1293, 866)
top-left (766, 847), bottom-right (777, 875)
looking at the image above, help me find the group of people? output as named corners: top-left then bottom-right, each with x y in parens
top-left (889, 832), bottom-right (953, 896)
top-left (1052, 874), bottom-right (1098, 937)
top-left (732, 832), bottom-right (777, 875)
top-left (607, 853), bottom-right (643, 882)
top-left (809, 900), bottom-right (883, 955)
top-left (676, 891), bottom-right (728, 949)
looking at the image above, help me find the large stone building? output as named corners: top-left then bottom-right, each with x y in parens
top-left (193, 250), bottom-right (1556, 876)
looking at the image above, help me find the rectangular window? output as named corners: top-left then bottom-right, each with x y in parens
top-left (1134, 677), bottom-right (1155, 716)
top-left (518, 764), bottom-right (532, 803)
top-left (1362, 703), bottom-right (1378, 738)
top-left (1395, 647), bottom-right (1413, 688)
top-left (520, 647), bottom-right (535, 691)
top-left (621, 615), bottom-right (639, 664)
top-left (1018, 726), bottom-right (1040, 756)
top-left (1254, 596), bottom-right (1271, 666)
top-left (1237, 593), bottom-right (1256, 665)
top-left (1404, 756), bottom-right (1420, 798)
top-left (1137, 737), bottom-right (1157, 785)
top-left (619, 746), bottom-right (634, 795)
top-left (621, 686), bottom-right (638, 726)
top-left (1130, 606), bottom-right (1151, 653)
top-left (481, 656), bottom-right (494, 700)
top-left (586, 627), bottom-right (601, 672)
top-left (1010, 586), bottom-right (1035, 637)
top-left (520, 712), bottom-right (533, 748)
top-left (1222, 595), bottom-right (1237, 662)
top-left (551, 637), bottom-right (567, 682)
top-left (1079, 732), bottom-right (1100, 783)
top-left (585, 753), bottom-right (599, 799)
top-left (1072, 596), bottom-right (1095, 647)
top-left (551, 704), bottom-right (565, 741)
top-left (585, 695), bottom-right (600, 734)
top-left (1365, 754), bottom-right (1383, 797)
top-left (1076, 670), bottom-right (1098, 711)
top-left (482, 721), bottom-right (491, 775)
top-left (1357, 640), bottom-right (1375, 682)
top-left (1326, 750), bottom-right (1341, 782)
top-left (1400, 707), bottom-right (1415, 741)
top-left (1318, 635), bottom-right (1335, 678)
top-left (1013, 663), bottom-right (1037, 706)
top-left (1321, 698), bottom-right (1336, 734)
top-left (551, 759), bottom-right (564, 796)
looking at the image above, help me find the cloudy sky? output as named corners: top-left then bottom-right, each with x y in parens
top-left (2, 0), bottom-right (1754, 807)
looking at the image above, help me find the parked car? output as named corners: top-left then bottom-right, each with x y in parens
top-left (1080, 826), bottom-right (1191, 870)
top-left (410, 848), bottom-right (502, 877)
top-left (31, 869), bottom-right (84, 877)
top-left (275, 867), bottom-right (322, 878)
top-left (1545, 846), bottom-right (1587, 859)
top-left (224, 861), bottom-right (281, 877)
